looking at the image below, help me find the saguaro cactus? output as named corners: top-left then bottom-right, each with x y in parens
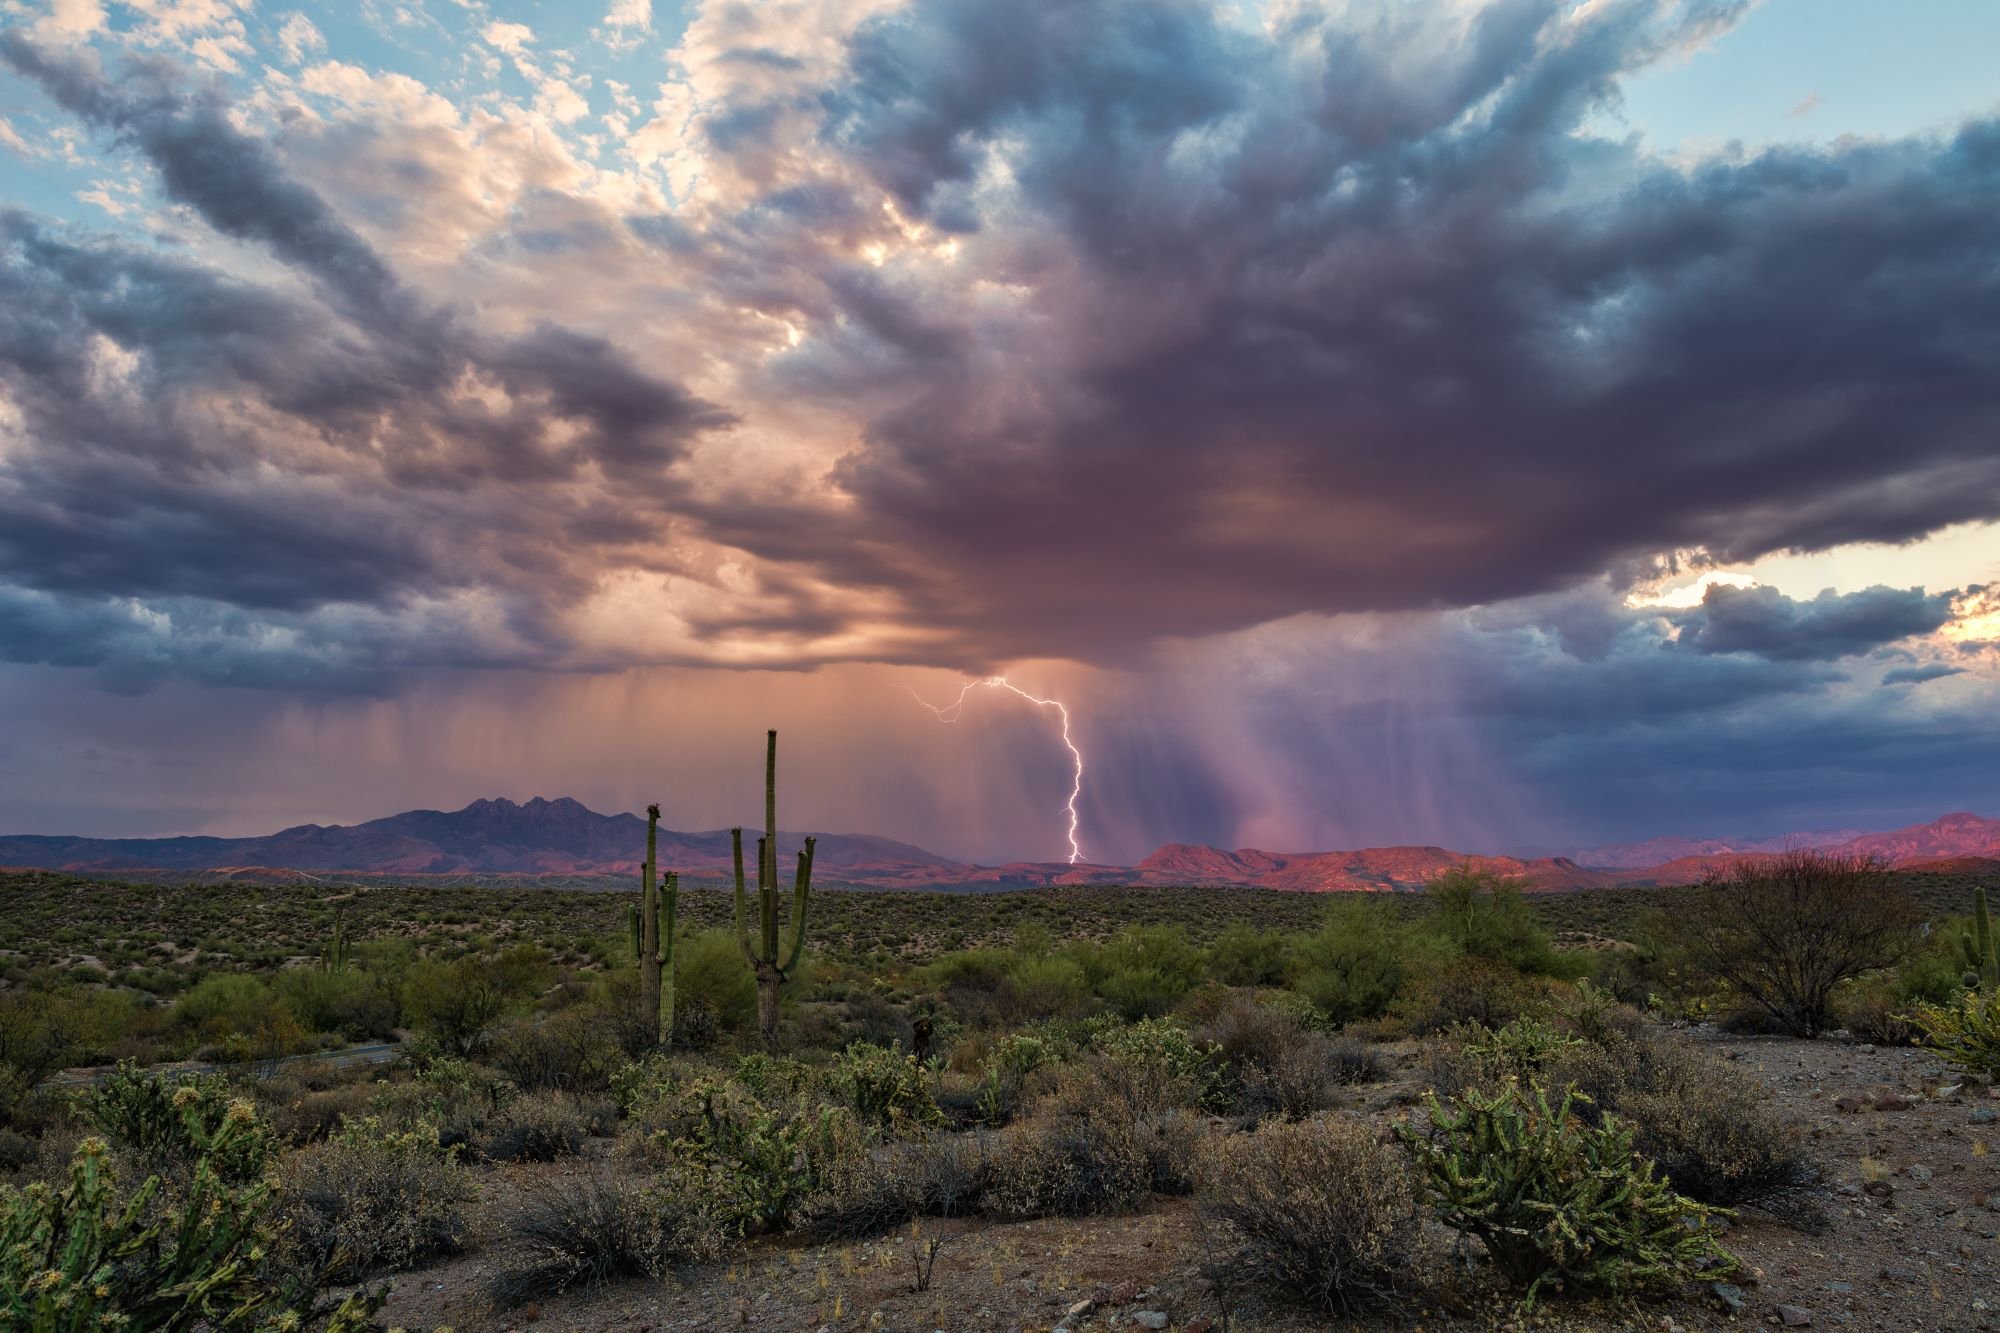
top-left (1963, 886), bottom-right (1998, 991)
top-left (634, 804), bottom-right (682, 1047)
top-left (734, 729), bottom-right (816, 1046)
top-left (319, 908), bottom-right (350, 974)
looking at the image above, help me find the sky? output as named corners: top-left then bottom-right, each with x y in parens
top-left (0, 0), bottom-right (1996, 863)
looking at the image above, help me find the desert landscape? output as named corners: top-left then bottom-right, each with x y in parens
top-left (5, 0), bottom-right (2000, 1328)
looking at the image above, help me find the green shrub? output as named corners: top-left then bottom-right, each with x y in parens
top-left (834, 1041), bottom-right (944, 1133)
top-left (1209, 925), bottom-right (1293, 987)
top-left (975, 1033), bottom-right (1056, 1123)
top-left (1908, 987), bottom-right (2000, 1081)
top-left (1291, 898), bottom-right (1411, 1025)
top-left (1426, 866), bottom-right (1570, 976)
top-left (1200, 1116), bottom-right (1424, 1315)
top-left (676, 929), bottom-right (760, 1035)
top-left (1095, 926), bottom-right (1207, 1020)
top-left (653, 1080), bottom-right (864, 1234)
top-left (1397, 1083), bottom-right (1735, 1308)
top-left (0, 988), bottom-right (132, 1118)
top-left (280, 1115), bottom-right (474, 1282)
top-left (1092, 1017), bottom-right (1225, 1112)
top-left (490, 1173), bottom-right (723, 1308)
top-left (490, 1006), bottom-right (623, 1093)
top-left (272, 967), bottom-right (398, 1042)
top-left (401, 949), bottom-right (548, 1057)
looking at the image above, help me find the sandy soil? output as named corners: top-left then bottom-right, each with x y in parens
top-left (376, 1033), bottom-right (2000, 1333)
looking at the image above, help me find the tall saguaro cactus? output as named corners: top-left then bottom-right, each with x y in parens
top-left (632, 804), bottom-right (682, 1047)
top-left (1963, 886), bottom-right (1998, 991)
top-left (734, 729), bottom-right (816, 1046)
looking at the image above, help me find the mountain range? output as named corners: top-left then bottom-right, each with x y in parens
top-left (4, 800), bottom-right (1998, 892)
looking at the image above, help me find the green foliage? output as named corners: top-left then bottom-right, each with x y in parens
top-left (1093, 925), bottom-right (1206, 1020)
top-left (635, 803), bottom-right (683, 1049)
top-left (272, 967), bottom-right (398, 1043)
top-left (975, 1033), bottom-right (1055, 1123)
top-left (1426, 865), bottom-right (1568, 976)
top-left (0, 1134), bottom-right (294, 1332)
top-left (675, 929), bottom-right (760, 1035)
top-left (1094, 1016), bottom-right (1226, 1111)
top-left (833, 1041), bottom-right (943, 1132)
top-left (1908, 986), bottom-right (2000, 1081)
top-left (401, 945), bottom-right (549, 1056)
top-left (1209, 924), bottom-right (1291, 987)
top-left (0, 988), bottom-right (130, 1124)
top-left (86, 1064), bottom-right (277, 1188)
top-left (653, 1079), bottom-right (862, 1233)
top-left (1291, 897), bottom-right (1412, 1024)
top-left (1398, 1082), bottom-right (1735, 1308)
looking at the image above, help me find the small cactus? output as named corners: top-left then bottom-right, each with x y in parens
top-left (635, 804), bottom-right (681, 1049)
top-left (734, 729), bottom-right (816, 1046)
top-left (1961, 886), bottom-right (1998, 991)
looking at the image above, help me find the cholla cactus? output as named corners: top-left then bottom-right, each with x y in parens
top-left (733, 730), bottom-right (816, 1046)
top-left (635, 804), bottom-right (681, 1048)
top-left (1961, 886), bottom-right (1998, 991)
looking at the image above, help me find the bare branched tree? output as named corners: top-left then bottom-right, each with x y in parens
top-left (1685, 850), bottom-right (1918, 1037)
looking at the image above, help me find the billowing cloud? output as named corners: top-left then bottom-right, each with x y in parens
top-left (1674, 584), bottom-right (1958, 661)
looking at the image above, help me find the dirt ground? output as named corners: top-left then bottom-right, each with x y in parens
top-left (376, 1032), bottom-right (2000, 1333)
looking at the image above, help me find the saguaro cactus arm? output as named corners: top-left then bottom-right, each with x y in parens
top-left (781, 837), bottom-right (816, 972)
top-left (732, 827), bottom-right (758, 968)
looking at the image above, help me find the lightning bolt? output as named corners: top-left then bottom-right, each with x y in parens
top-left (910, 677), bottom-right (1087, 864)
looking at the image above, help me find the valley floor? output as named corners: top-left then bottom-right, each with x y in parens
top-left (377, 1033), bottom-right (2000, 1333)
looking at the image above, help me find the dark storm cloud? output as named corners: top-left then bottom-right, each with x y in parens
top-left (3, 0), bottom-right (1999, 690)
top-left (679, 0), bottom-right (2000, 666)
top-left (1674, 584), bottom-right (1957, 661)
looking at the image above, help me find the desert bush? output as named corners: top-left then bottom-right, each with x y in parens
top-left (1396, 957), bottom-right (1550, 1035)
top-left (1095, 926), bottom-right (1207, 1020)
top-left (1683, 851), bottom-right (1919, 1037)
top-left (490, 1173), bottom-right (723, 1308)
top-left (834, 1041), bottom-right (944, 1133)
top-left (801, 1131), bottom-right (991, 1239)
top-left (85, 1063), bottom-right (275, 1188)
top-left (401, 945), bottom-right (550, 1057)
top-left (973, 1032), bottom-right (1056, 1123)
top-left (1091, 1016), bottom-right (1226, 1112)
top-left (675, 929), bottom-right (761, 1036)
top-left (272, 967), bottom-right (398, 1042)
top-left (281, 1115), bottom-right (474, 1282)
top-left (986, 1103), bottom-right (1151, 1219)
top-left (481, 1090), bottom-right (590, 1163)
top-left (1908, 987), bottom-right (2000, 1081)
top-left (491, 1006), bottom-right (623, 1092)
top-left (1398, 1083), bottom-right (1736, 1307)
top-left (0, 1133), bottom-right (305, 1331)
top-left (651, 1079), bottom-right (865, 1233)
top-left (1291, 898), bottom-right (1412, 1025)
top-left (1199, 993), bottom-right (1355, 1117)
top-left (1427, 866), bottom-right (1569, 976)
top-left (1200, 1116), bottom-right (1424, 1315)
top-left (0, 987), bottom-right (131, 1121)
top-left (1209, 924), bottom-right (1292, 987)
